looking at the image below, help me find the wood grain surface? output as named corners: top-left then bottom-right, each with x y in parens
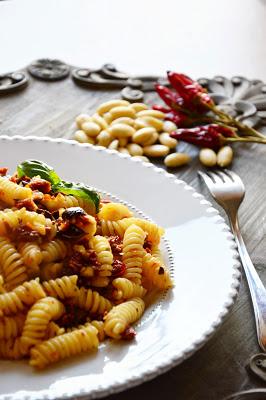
top-left (1, 72), bottom-right (266, 400)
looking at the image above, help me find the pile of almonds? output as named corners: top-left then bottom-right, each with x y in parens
top-left (73, 99), bottom-right (190, 168)
top-left (72, 99), bottom-right (233, 168)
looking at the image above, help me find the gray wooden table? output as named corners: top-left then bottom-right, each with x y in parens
top-left (1, 73), bottom-right (266, 400)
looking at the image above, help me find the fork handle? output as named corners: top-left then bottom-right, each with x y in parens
top-left (229, 212), bottom-right (266, 351)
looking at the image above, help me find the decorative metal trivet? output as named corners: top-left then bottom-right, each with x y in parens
top-left (249, 353), bottom-right (266, 382)
top-left (0, 72), bottom-right (28, 95)
top-left (72, 63), bottom-right (169, 102)
top-left (198, 76), bottom-right (266, 128)
top-left (28, 59), bottom-right (70, 81)
top-left (2, 60), bottom-right (266, 133)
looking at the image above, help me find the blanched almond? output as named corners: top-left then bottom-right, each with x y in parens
top-left (143, 145), bottom-right (169, 157)
top-left (81, 121), bottom-right (101, 137)
top-left (217, 146), bottom-right (233, 167)
top-left (164, 152), bottom-right (191, 167)
top-left (199, 148), bottom-right (217, 167)
top-left (97, 100), bottom-right (129, 115)
top-left (108, 123), bottom-right (135, 138)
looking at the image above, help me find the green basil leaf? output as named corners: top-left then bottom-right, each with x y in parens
top-left (17, 160), bottom-right (100, 214)
top-left (56, 181), bottom-right (100, 213)
top-left (17, 160), bottom-right (61, 186)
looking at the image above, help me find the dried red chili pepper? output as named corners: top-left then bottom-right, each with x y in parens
top-left (167, 71), bottom-right (214, 109)
top-left (152, 104), bottom-right (171, 113)
top-left (155, 84), bottom-right (184, 110)
top-left (170, 124), bottom-right (236, 150)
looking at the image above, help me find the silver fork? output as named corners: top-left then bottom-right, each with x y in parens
top-left (198, 169), bottom-right (266, 351)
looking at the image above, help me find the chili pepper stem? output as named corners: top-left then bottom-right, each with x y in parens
top-left (225, 136), bottom-right (266, 145)
top-left (209, 104), bottom-right (266, 139)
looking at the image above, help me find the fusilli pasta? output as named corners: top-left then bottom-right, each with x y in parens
top-left (112, 278), bottom-right (147, 300)
top-left (123, 224), bottom-right (146, 284)
top-left (41, 239), bottom-right (67, 263)
top-left (0, 160), bottom-right (173, 369)
top-left (74, 287), bottom-right (112, 316)
top-left (21, 297), bottom-right (65, 353)
top-left (0, 314), bottom-right (26, 340)
top-left (0, 177), bottom-right (32, 206)
top-left (30, 324), bottom-right (99, 369)
top-left (0, 237), bottom-right (28, 290)
top-left (40, 262), bottom-right (63, 281)
top-left (142, 253), bottom-right (173, 290)
top-left (89, 235), bottom-right (113, 287)
top-left (0, 279), bottom-right (46, 316)
top-left (104, 297), bottom-right (145, 339)
top-left (18, 242), bottom-right (42, 278)
top-left (41, 193), bottom-right (95, 215)
top-left (42, 275), bottom-right (78, 299)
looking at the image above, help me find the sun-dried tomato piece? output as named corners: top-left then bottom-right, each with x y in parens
top-left (15, 198), bottom-right (37, 212)
top-left (121, 326), bottom-right (136, 340)
top-left (13, 225), bottom-right (40, 241)
top-left (0, 168), bottom-right (8, 176)
top-left (144, 238), bottom-right (152, 253)
top-left (112, 260), bottom-right (126, 277)
top-left (28, 177), bottom-right (51, 194)
top-left (108, 235), bottom-right (123, 255)
top-left (68, 249), bottom-right (99, 273)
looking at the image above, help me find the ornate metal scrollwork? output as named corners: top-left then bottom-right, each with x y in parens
top-left (198, 76), bottom-right (266, 128)
top-left (249, 353), bottom-right (266, 382)
top-left (28, 59), bottom-right (70, 81)
top-left (72, 63), bottom-right (169, 102)
top-left (0, 72), bottom-right (28, 95)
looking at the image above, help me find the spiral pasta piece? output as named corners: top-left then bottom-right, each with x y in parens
top-left (104, 297), bottom-right (145, 339)
top-left (74, 287), bottom-right (112, 316)
top-left (0, 208), bottom-right (52, 236)
top-left (21, 297), bottom-right (65, 353)
top-left (90, 320), bottom-right (105, 341)
top-left (151, 246), bottom-right (163, 262)
top-left (89, 235), bottom-right (113, 287)
top-left (99, 217), bottom-right (164, 247)
top-left (112, 278), bottom-right (147, 300)
top-left (142, 253), bottom-right (173, 290)
top-left (41, 239), bottom-right (67, 263)
top-left (0, 314), bottom-right (26, 340)
top-left (18, 242), bottom-right (42, 278)
top-left (0, 237), bottom-right (27, 290)
top-left (40, 262), bottom-right (63, 281)
top-left (0, 338), bottom-right (24, 360)
top-left (42, 275), bottom-right (78, 299)
top-left (45, 322), bottom-right (65, 339)
top-left (0, 279), bottom-right (46, 316)
top-left (100, 219), bottom-right (125, 237)
top-left (0, 177), bottom-right (32, 206)
top-left (0, 275), bottom-right (6, 294)
top-left (123, 224), bottom-right (146, 284)
top-left (30, 324), bottom-right (99, 369)
top-left (98, 203), bottom-right (133, 221)
top-left (41, 193), bottom-right (95, 215)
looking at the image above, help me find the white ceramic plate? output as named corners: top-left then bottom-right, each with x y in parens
top-left (0, 136), bottom-right (241, 400)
